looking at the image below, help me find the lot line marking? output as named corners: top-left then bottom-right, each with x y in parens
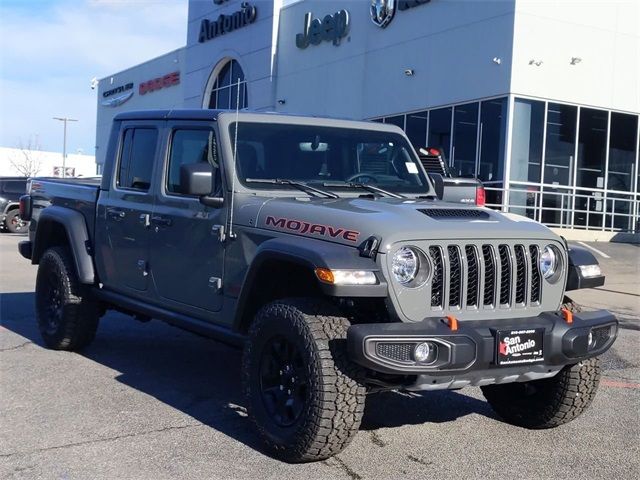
top-left (576, 241), bottom-right (611, 259)
top-left (601, 379), bottom-right (640, 389)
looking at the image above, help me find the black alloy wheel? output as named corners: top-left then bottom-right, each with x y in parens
top-left (259, 335), bottom-right (308, 427)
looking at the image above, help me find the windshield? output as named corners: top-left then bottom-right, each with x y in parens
top-left (229, 122), bottom-right (432, 195)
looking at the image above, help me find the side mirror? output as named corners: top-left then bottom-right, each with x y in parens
top-left (179, 163), bottom-right (224, 207)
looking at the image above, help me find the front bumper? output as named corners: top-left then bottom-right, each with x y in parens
top-left (347, 310), bottom-right (617, 388)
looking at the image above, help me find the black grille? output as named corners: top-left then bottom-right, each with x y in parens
top-left (498, 245), bottom-right (511, 305)
top-left (465, 246), bottom-right (479, 307)
top-left (429, 246), bottom-right (444, 307)
top-left (482, 245), bottom-right (495, 306)
top-left (530, 245), bottom-right (541, 303)
top-left (514, 245), bottom-right (527, 304)
top-left (376, 342), bottom-right (415, 363)
top-left (448, 246), bottom-right (462, 307)
top-left (418, 209), bottom-right (490, 219)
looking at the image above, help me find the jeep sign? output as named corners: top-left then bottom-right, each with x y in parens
top-left (296, 9), bottom-right (350, 49)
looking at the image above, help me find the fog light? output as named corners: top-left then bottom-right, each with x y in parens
top-left (413, 342), bottom-right (437, 364)
top-left (414, 343), bottom-right (430, 362)
top-left (588, 331), bottom-right (595, 348)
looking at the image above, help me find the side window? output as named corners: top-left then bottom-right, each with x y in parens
top-left (117, 128), bottom-right (158, 191)
top-left (166, 129), bottom-right (217, 194)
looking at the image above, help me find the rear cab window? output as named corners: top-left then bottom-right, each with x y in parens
top-left (116, 128), bottom-right (158, 192)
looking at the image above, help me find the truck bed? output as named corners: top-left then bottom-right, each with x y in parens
top-left (29, 177), bottom-right (101, 243)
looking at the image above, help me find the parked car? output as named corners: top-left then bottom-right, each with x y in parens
top-left (0, 177), bottom-right (29, 233)
top-left (19, 110), bottom-right (617, 462)
top-left (417, 147), bottom-right (485, 206)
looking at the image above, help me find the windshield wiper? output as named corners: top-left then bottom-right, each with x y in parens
top-left (245, 178), bottom-right (339, 199)
top-left (322, 181), bottom-right (405, 199)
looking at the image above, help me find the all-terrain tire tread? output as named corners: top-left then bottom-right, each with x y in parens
top-left (242, 298), bottom-right (366, 462)
top-left (482, 357), bottom-right (601, 429)
top-left (36, 246), bottom-right (100, 351)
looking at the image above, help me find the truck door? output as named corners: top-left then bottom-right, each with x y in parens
top-left (95, 123), bottom-right (160, 293)
top-left (148, 123), bottom-right (226, 316)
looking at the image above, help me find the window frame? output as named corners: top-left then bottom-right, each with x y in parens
top-left (114, 125), bottom-right (160, 194)
top-left (162, 126), bottom-right (220, 199)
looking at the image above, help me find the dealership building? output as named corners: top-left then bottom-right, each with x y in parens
top-left (95, 0), bottom-right (639, 232)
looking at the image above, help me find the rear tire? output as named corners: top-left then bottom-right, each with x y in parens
top-left (5, 210), bottom-right (28, 234)
top-left (482, 357), bottom-right (602, 429)
top-left (242, 298), bottom-right (366, 462)
top-left (35, 246), bottom-right (100, 350)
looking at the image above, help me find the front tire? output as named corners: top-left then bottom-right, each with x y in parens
top-left (242, 298), bottom-right (366, 462)
top-left (481, 357), bottom-right (602, 429)
top-left (35, 246), bottom-right (100, 350)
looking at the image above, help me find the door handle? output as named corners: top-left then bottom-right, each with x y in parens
top-left (139, 213), bottom-right (151, 228)
top-left (106, 208), bottom-right (126, 221)
top-left (151, 215), bottom-right (172, 227)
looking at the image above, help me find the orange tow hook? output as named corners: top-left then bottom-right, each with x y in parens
top-left (446, 315), bottom-right (459, 331)
top-left (561, 308), bottom-right (573, 324)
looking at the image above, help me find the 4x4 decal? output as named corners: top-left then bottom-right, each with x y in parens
top-left (266, 215), bottom-right (360, 242)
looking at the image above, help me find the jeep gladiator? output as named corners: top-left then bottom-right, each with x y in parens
top-left (19, 110), bottom-right (617, 462)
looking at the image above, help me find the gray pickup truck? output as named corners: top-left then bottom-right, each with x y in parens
top-left (19, 110), bottom-right (617, 462)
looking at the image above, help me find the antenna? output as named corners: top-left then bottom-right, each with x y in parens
top-left (228, 79), bottom-right (241, 239)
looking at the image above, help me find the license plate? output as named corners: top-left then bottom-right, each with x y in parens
top-left (497, 329), bottom-right (544, 366)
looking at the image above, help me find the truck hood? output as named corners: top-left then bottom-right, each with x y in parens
top-left (254, 197), bottom-right (559, 248)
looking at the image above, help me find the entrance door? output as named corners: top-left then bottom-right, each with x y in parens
top-left (95, 124), bottom-right (159, 293)
top-left (148, 124), bottom-right (226, 316)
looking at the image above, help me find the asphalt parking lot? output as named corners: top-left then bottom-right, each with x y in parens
top-left (1, 233), bottom-right (638, 479)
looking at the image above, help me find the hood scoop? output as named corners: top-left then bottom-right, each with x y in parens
top-left (418, 208), bottom-right (491, 220)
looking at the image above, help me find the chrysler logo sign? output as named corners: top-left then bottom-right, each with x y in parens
top-left (101, 82), bottom-right (134, 107)
top-left (370, 0), bottom-right (431, 28)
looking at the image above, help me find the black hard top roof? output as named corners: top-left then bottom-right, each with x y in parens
top-left (113, 109), bottom-right (226, 121)
top-left (111, 109), bottom-right (399, 133)
top-left (113, 109), bottom-right (373, 123)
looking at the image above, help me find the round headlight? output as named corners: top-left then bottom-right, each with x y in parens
top-left (539, 245), bottom-right (558, 279)
top-left (392, 247), bottom-right (419, 285)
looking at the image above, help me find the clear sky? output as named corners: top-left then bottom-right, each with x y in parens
top-left (0, 0), bottom-right (188, 157)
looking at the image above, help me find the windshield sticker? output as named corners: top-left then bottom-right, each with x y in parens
top-left (405, 162), bottom-right (419, 174)
top-left (265, 216), bottom-right (360, 242)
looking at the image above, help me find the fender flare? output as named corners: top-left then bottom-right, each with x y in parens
top-left (566, 245), bottom-right (605, 291)
top-left (32, 206), bottom-right (96, 284)
top-left (231, 236), bottom-right (388, 330)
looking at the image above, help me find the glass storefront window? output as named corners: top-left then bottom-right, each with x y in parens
top-left (208, 59), bottom-right (248, 110)
top-left (576, 108), bottom-right (608, 189)
top-left (428, 107), bottom-right (452, 161)
top-left (544, 103), bottom-right (577, 186)
top-left (574, 189), bottom-right (604, 228)
top-left (405, 111), bottom-right (428, 149)
top-left (385, 115), bottom-right (405, 130)
top-left (452, 102), bottom-right (479, 177)
top-left (479, 97), bottom-right (507, 182)
top-left (541, 186), bottom-right (572, 227)
top-left (606, 193), bottom-right (635, 231)
top-left (607, 112), bottom-right (638, 192)
top-left (511, 99), bottom-right (544, 183)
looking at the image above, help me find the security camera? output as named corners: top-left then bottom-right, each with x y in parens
top-left (90, 77), bottom-right (99, 90)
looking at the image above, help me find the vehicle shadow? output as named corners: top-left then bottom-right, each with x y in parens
top-left (1, 291), bottom-right (495, 456)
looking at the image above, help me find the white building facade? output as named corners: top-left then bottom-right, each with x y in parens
top-left (0, 147), bottom-right (97, 178)
top-left (95, 0), bottom-right (640, 232)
